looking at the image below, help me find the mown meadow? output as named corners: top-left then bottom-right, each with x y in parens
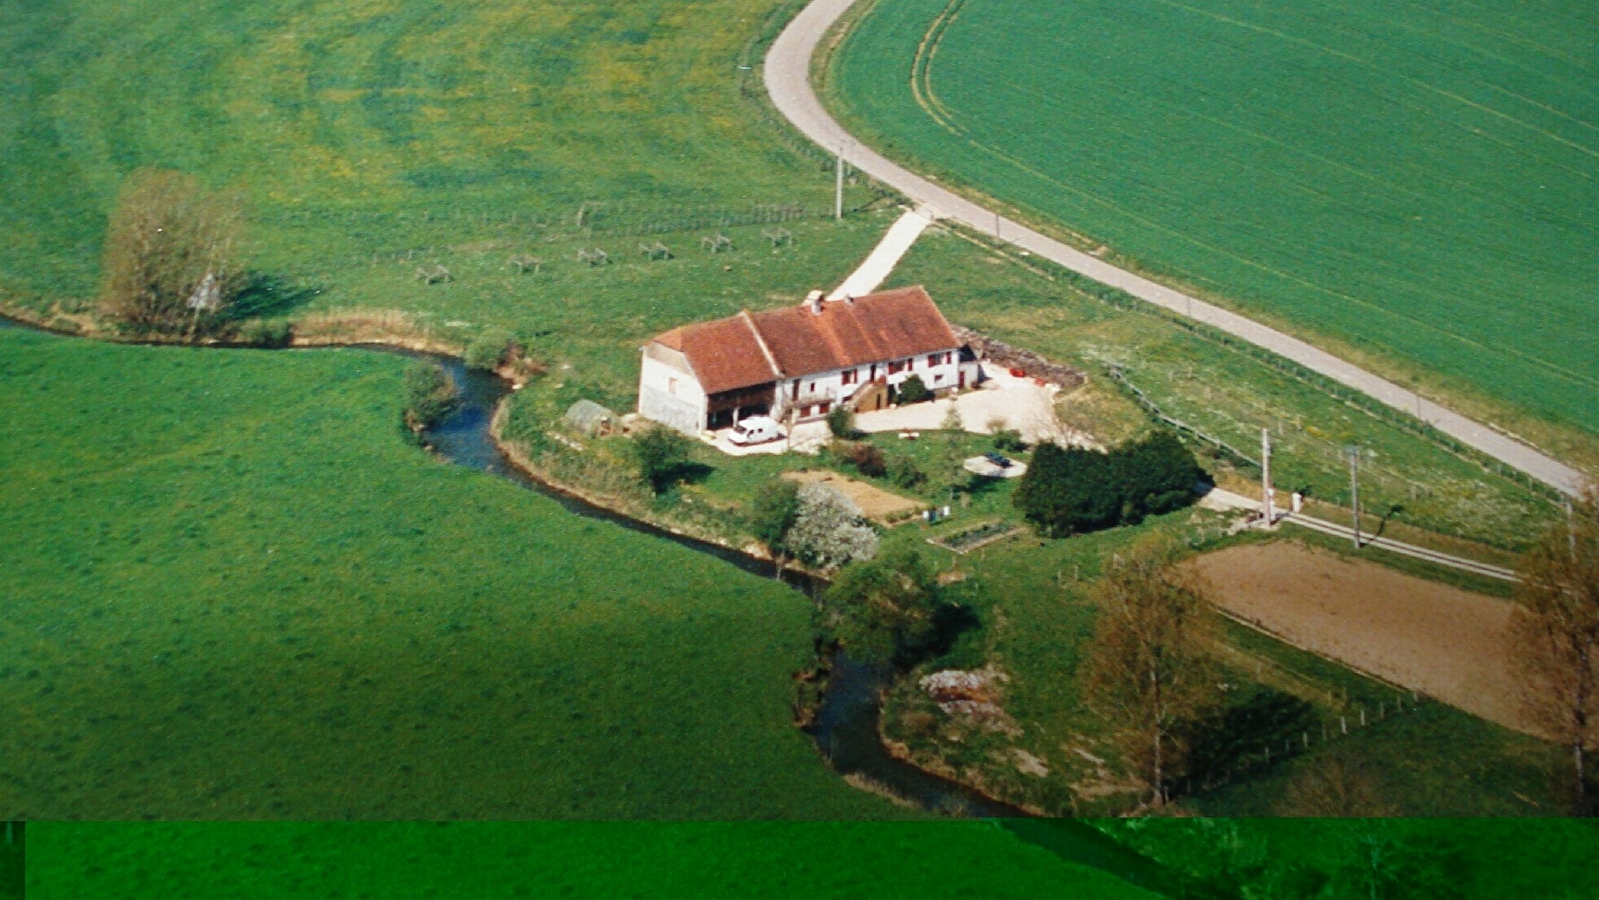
top-left (830, 0), bottom-right (1599, 448)
top-left (0, 326), bottom-right (901, 819)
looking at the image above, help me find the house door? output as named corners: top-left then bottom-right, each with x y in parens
top-left (958, 371), bottom-right (966, 390)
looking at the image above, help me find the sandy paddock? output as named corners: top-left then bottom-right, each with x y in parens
top-left (783, 469), bottom-right (924, 523)
top-left (1191, 542), bottom-right (1533, 735)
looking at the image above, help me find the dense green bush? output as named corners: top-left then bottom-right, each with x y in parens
top-left (402, 361), bottom-right (458, 430)
top-left (897, 374), bottom-right (931, 404)
top-left (1013, 430), bottom-right (1207, 536)
top-left (465, 327), bottom-right (517, 371)
top-left (826, 405), bottom-right (856, 438)
top-left (991, 429), bottom-right (1028, 453)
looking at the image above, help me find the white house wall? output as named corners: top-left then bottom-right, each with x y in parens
top-left (775, 350), bottom-right (961, 420)
top-left (638, 347), bottom-right (707, 435)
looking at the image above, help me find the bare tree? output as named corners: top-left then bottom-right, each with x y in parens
top-left (99, 168), bottom-right (243, 337)
top-left (1511, 483), bottom-right (1599, 814)
top-left (1081, 535), bottom-right (1218, 807)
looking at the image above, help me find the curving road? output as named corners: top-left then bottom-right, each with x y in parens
top-left (765, 0), bottom-right (1587, 497)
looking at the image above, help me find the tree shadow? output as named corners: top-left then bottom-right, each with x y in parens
top-left (1372, 504), bottom-right (1405, 542)
top-left (225, 272), bottom-right (321, 321)
top-left (1179, 686), bottom-right (1317, 786)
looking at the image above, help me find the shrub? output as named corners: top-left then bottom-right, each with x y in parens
top-left (465, 327), bottom-right (517, 371)
top-left (826, 405), bottom-right (856, 438)
top-left (887, 454), bottom-right (926, 490)
top-left (992, 429), bottom-right (1028, 453)
top-left (402, 361), bottom-right (458, 429)
top-left (1013, 430), bottom-right (1207, 536)
top-left (897, 374), bottom-right (931, 404)
top-left (830, 440), bottom-right (886, 477)
top-left (238, 318), bottom-right (292, 348)
top-left (748, 477), bottom-right (801, 561)
top-left (632, 425), bottom-right (694, 494)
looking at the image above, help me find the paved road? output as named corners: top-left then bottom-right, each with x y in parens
top-left (765, 0), bottom-right (1587, 497)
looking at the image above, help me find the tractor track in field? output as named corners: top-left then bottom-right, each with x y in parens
top-left (764, 0), bottom-right (1587, 497)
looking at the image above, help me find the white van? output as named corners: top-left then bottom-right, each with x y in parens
top-left (728, 416), bottom-right (784, 446)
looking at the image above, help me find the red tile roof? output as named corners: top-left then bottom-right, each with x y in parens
top-left (647, 286), bottom-right (959, 394)
top-left (751, 286), bottom-right (956, 376)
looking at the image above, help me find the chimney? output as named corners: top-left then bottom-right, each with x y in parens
top-left (841, 294), bottom-right (856, 307)
top-left (805, 290), bottom-right (824, 316)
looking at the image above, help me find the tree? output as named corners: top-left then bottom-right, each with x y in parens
top-left (1080, 535), bottom-right (1218, 807)
top-left (749, 478), bottom-right (801, 577)
top-left (99, 168), bottom-right (243, 337)
top-left (632, 425), bottom-right (695, 494)
top-left (1511, 483), bottom-right (1599, 814)
top-left (786, 482), bottom-right (878, 571)
top-left (820, 546), bottom-right (939, 665)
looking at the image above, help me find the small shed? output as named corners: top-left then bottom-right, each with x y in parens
top-left (564, 400), bottom-right (617, 436)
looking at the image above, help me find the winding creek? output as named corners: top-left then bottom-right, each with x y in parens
top-left (1, 317), bottom-right (1214, 897)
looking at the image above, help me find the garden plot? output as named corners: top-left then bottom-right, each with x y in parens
top-left (782, 469), bottom-right (924, 523)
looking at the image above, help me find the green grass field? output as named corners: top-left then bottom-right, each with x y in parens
top-left (0, 326), bottom-right (904, 819)
top-left (0, 0), bottom-right (877, 315)
top-left (831, 0), bottom-right (1599, 436)
top-left (27, 823), bottom-right (1156, 899)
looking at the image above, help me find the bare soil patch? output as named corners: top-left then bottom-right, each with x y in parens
top-left (1192, 541), bottom-right (1534, 735)
top-left (783, 469), bottom-right (924, 523)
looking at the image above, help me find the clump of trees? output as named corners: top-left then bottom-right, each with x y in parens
top-left (1080, 535), bottom-right (1218, 808)
top-left (632, 425), bottom-right (696, 494)
top-left (1013, 430), bottom-right (1207, 536)
top-left (818, 546), bottom-right (943, 666)
top-left (1511, 483), bottom-right (1599, 815)
top-left (402, 361), bottom-right (459, 431)
top-left (98, 168), bottom-right (244, 338)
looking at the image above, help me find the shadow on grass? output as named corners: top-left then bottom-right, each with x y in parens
top-left (225, 272), bottom-right (321, 321)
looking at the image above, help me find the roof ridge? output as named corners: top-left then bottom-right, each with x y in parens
top-left (740, 309), bottom-right (784, 379)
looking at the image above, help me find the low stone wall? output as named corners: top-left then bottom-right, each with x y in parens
top-left (952, 325), bottom-right (1086, 389)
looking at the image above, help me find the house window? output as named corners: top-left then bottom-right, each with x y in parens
top-left (841, 369), bottom-right (857, 385)
top-left (927, 353), bottom-right (940, 367)
top-left (819, 402), bottom-right (831, 414)
top-left (888, 360), bottom-right (905, 375)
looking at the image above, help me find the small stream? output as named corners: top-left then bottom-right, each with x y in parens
top-left (2, 318), bottom-right (1212, 897)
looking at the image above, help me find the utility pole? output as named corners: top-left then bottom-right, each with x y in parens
top-left (1261, 427), bottom-right (1275, 524)
top-left (1345, 444), bottom-right (1361, 549)
top-left (835, 147), bottom-right (845, 220)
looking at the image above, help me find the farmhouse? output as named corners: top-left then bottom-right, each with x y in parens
top-left (638, 286), bottom-right (974, 434)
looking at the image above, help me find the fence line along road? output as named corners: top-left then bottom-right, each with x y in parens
top-left (765, 0), bottom-right (1587, 497)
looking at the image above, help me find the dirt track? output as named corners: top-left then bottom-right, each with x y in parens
top-left (1193, 542), bottom-right (1534, 735)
